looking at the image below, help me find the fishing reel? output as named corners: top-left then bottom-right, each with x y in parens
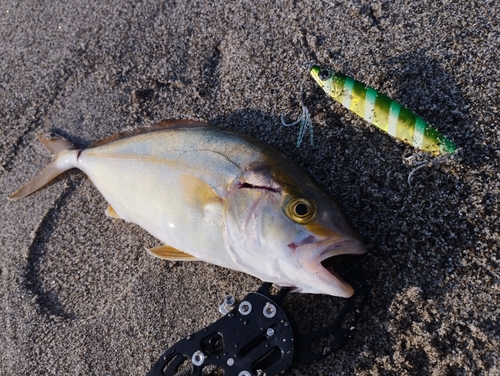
top-left (147, 256), bottom-right (369, 376)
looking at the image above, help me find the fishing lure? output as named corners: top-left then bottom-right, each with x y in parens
top-left (309, 64), bottom-right (456, 155)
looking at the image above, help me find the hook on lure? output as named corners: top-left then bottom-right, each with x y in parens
top-left (404, 153), bottom-right (434, 186)
top-left (404, 151), bottom-right (458, 186)
top-left (279, 36), bottom-right (318, 148)
top-left (281, 105), bottom-right (313, 147)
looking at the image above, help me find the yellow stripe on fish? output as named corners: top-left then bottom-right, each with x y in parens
top-left (310, 65), bottom-right (456, 155)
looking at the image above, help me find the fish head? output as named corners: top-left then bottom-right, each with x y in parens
top-left (309, 64), bottom-right (344, 99)
top-left (224, 166), bottom-right (366, 298)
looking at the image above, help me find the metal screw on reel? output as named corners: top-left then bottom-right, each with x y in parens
top-left (219, 294), bottom-right (237, 315)
top-left (238, 301), bottom-right (252, 315)
top-left (191, 351), bottom-right (205, 366)
top-left (263, 302), bottom-right (276, 318)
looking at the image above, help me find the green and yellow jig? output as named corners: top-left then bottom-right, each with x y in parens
top-left (309, 64), bottom-right (456, 155)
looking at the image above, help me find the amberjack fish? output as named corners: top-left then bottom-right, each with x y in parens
top-left (9, 120), bottom-right (366, 297)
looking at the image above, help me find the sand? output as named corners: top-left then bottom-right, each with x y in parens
top-left (1, 1), bottom-right (499, 375)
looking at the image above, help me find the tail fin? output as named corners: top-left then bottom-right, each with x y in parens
top-left (8, 136), bottom-right (79, 201)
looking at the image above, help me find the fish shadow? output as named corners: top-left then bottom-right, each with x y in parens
top-left (23, 176), bottom-right (80, 320)
top-left (211, 53), bottom-right (480, 374)
top-left (381, 49), bottom-right (489, 170)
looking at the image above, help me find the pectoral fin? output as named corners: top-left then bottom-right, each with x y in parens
top-left (105, 205), bottom-right (121, 219)
top-left (148, 245), bottom-right (198, 261)
top-left (180, 174), bottom-right (222, 207)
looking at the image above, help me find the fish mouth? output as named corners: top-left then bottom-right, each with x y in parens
top-left (320, 239), bottom-right (365, 274)
top-left (297, 238), bottom-right (366, 297)
top-left (320, 254), bottom-right (363, 287)
top-left (314, 238), bottom-right (366, 265)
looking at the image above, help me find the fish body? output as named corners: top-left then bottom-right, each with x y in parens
top-left (310, 65), bottom-right (456, 155)
top-left (10, 120), bottom-right (366, 297)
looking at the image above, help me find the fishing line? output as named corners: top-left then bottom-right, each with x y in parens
top-left (279, 31), bottom-right (317, 147)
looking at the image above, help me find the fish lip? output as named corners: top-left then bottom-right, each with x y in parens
top-left (315, 238), bottom-right (367, 262)
top-left (296, 236), bottom-right (366, 266)
top-left (321, 258), bottom-right (349, 288)
top-left (319, 240), bottom-right (365, 282)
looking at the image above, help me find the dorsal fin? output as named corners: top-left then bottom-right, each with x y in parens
top-left (90, 119), bottom-right (211, 148)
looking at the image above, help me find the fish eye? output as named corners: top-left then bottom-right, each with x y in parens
top-left (284, 197), bottom-right (315, 223)
top-left (295, 203), bottom-right (309, 216)
top-left (318, 69), bottom-right (331, 81)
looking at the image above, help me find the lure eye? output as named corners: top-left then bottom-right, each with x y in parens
top-left (318, 69), bottom-right (331, 81)
top-left (284, 197), bottom-right (315, 223)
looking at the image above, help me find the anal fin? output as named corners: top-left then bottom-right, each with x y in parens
top-left (148, 245), bottom-right (198, 261)
top-left (105, 204), bottom-right (121, 219)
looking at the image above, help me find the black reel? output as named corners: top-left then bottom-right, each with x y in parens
top-left (148, 257), bottom-right (369, 376)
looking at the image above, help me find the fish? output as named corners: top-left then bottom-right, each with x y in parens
top-left (9, 119), bottom-right (366, 297)
top-left (310, 64), bottom-right (456, 155)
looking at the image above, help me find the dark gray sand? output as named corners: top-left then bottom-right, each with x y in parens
top-left (1, 1), bottom-right (499, 375)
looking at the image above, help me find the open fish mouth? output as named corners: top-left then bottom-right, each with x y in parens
top-left (301, 238), bottom-right (366, 296)
top-left (320, 253), bottom-right (364, 286)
